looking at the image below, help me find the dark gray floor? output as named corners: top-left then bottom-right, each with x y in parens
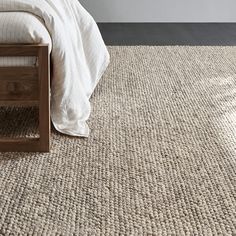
top-left (98, 23), bottom-right (236, 46)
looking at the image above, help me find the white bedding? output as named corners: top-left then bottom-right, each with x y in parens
top-left (0, 12), bottom-right (52, 66)
top-left (0, 0), bottom-right (110, 137)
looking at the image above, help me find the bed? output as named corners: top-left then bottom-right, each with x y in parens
top-left (0, 0), bottom-right (110, 152)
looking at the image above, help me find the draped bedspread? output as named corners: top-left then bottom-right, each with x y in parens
top-left (0, 0), bottom-right (110, 137)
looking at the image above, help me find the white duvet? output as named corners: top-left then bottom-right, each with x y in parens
top-left (0, 0), bottom-right (110, 137)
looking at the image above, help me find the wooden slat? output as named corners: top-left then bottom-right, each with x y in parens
top-left (0, 138), bottom-right (45, 152)
top-left (0, 67), bottom-right (39, 101)
top-left (0, 67), bottom-right (38, 80)
top-left (0, 44), bottom-right (44, 56)
top-left (0, 100), bottom-right (38, 107)
top-left (0, 79), bottom-right (39, 101)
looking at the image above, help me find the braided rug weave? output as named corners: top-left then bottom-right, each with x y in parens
top-left (0, 46), bottom-right (236, 235)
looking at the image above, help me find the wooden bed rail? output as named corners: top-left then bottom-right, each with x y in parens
top-left (0, 44), bottom-right (50, 152)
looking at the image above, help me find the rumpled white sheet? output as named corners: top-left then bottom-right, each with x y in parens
top-left (0, 0), bottom-right (110, 137)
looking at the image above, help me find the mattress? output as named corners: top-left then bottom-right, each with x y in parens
top-left (0, 12), bottom-right (52, 66)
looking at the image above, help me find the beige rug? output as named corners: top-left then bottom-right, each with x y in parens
top-left (0, 46), bottom-right (236, 235)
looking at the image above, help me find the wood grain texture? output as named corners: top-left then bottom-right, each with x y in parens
top-left (0, 67), bottom-right (38, 79)
top-left (38, 45), bottom-right (50, 152)
top-left (0, 44), bottom-right (50, 152)
top-left (0, 79), bottom-right (39, 101)
top-left (0, 101), bottom-right (39, 107)
top-left (0, 138), bottom-right (41, 152)
top-left (0, 44), bottom-right (45, 56)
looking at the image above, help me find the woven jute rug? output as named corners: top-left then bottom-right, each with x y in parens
top-left (0, 46), bottom-right (236, 235)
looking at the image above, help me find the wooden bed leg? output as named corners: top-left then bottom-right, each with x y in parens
top-left (38, 46), bottom-right (50, 152)
top-left (0, 44), bottom-right (50, 152)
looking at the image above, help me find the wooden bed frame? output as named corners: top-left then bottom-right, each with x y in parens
top-left (0, 44), bottom-right (50, 152)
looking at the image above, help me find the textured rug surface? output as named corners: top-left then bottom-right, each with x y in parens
top-left (0, 46), bottom-right (236, 235)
